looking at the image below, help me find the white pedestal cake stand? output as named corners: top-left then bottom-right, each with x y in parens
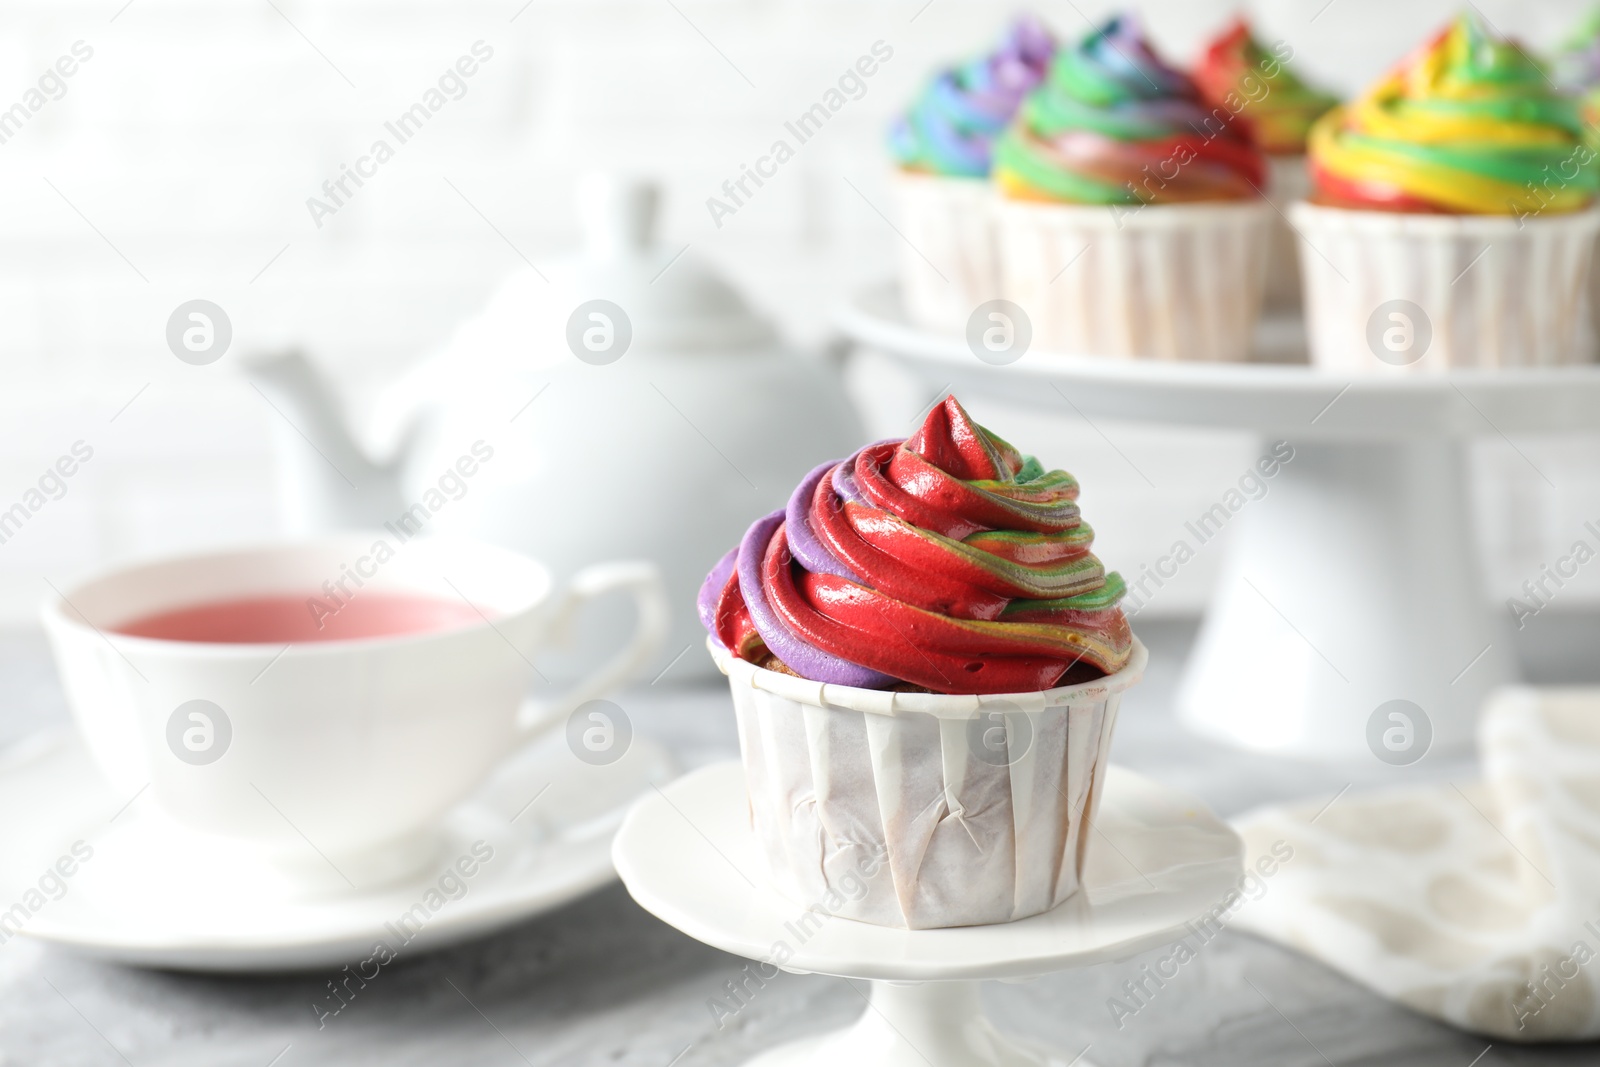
top-left (838, 284), bottom-right (1600, 756)
top-left (613, 762), bottom-right (1243, 1067)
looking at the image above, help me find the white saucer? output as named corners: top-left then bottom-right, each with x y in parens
top-left (0, 729), bottom-right (676, 972)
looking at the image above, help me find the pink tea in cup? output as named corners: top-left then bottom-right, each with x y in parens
top-left (112, 593), bottom-right (487, 644)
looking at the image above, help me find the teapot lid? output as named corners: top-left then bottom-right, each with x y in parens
top-left (365, 175), bottom-right (777, 458)
top-left (554, 174), bottom-right (775, 352)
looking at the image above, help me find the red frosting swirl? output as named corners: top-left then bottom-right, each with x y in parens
top-left (698, 397), bottom-right (1132, 694)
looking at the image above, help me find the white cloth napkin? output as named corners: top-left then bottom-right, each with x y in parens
top-left (1230, 687), bottom-right (1600, 1041)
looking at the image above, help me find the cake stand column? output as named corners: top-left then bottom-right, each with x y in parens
top-left (747, 980), bottom-right (1066, 1067)
top-left (1177, 436), bottom-right (1518, 756)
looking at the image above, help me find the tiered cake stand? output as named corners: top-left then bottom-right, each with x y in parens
top-left (838, 284), bottom-right (1600, 756)
top-left (612, 762), bottom-right (1243, 1067)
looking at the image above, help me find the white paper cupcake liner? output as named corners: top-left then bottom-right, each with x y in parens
top-left (1291, 202), bottom-right (1600, 372)
top-left (993, 196), bottom-right (1271, 360)
top-left (711, 638), bottom-right (1147, 929)
top-left (1264, 155), bottom-right (1311, 310)
top-left (892, 170), bottom-right (1000, 336)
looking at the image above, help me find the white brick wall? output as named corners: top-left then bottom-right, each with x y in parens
top-left (0, 0), bottom-right (1597, 623)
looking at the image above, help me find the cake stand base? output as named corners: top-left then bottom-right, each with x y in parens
top-left (1178, 438), bottom-right (1519, 756)
top-left (612, 762), bottom-right (1241, 1067)
top-left (747, 981), bottom-right (1070, 1067)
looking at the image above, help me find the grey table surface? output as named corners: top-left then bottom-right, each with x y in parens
top-left (3, 617), bottom-right (1599, 1067)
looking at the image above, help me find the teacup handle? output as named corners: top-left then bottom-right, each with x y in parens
top-left (516, 560), bottom-right (670, 739)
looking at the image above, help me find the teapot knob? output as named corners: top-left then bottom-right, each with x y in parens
top-left (577, 172), bottom-right (659, 259)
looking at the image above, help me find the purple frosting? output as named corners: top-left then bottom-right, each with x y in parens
top-left (696, 546), bottom-right (738, 640)
top-left (725, 510), bottom-right (896, 689)
top-left (785, 461), bottom-right (862, 582)
top-left (888, 15), bottom-right (1055, 177)
top-left (703, 445), bottom-right (912, 687)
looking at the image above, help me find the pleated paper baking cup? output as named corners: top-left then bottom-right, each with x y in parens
top-left (892, 170), bottom-right (1000, 335)
top-left (1291, 202), bottom-right (1600, 372)
top-left (993, 197), bottom-right (1270, 360)
top-left (1264, 155), bottom-right (1311, 310)
top-left (711, 638), bottom-right (1147, 929)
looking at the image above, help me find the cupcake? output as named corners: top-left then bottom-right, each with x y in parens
top-left (888, 16), bottom-right (1054, 335)
top-left (1294, 14), bottom-right (1600, 372)
top-left (1193, 19), bottom-right (1339, 309)
top-left (697, 396), bottom-right (1143, 929)
top-left (991, 13), bottom-right (1271, 360)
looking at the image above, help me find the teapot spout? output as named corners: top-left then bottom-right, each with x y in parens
top-left (240, 349), bottom-right (408, 535)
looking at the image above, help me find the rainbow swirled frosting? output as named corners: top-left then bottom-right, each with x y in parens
top-left (697, 397), bottom-right (1132, 695)
top-left (888, 16), bottom-right (1054, 178)
top-left (992, 13), bottom-right (1264, 204)
top-left (1310, 14), bottom-right (1599, 214)
top-left (1193, 19), bottom-right (1338, 156)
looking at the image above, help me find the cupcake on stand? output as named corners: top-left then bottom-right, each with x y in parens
top-left (697, 395), bottom-right (1136, 928)
top-left (611, 398), bottom-right (1243, 1066)
top-left (991, 14), bottom-right (1271, 360)
top-left (1293, 14), bottom-right (1600, 371)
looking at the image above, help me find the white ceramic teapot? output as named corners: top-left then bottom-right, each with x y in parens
top-left (245, 176), bottom-right (862, 681)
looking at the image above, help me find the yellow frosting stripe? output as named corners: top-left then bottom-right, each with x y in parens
top-left (1309, 15), bottom-right (1598, 215)
top-left (1313, 116), bottom-right (1594, 214)
top-left (1355, 103), bottom-right (1575, 147)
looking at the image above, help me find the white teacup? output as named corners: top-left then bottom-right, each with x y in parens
top-left (41, 535), bottom-right (668, 895)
